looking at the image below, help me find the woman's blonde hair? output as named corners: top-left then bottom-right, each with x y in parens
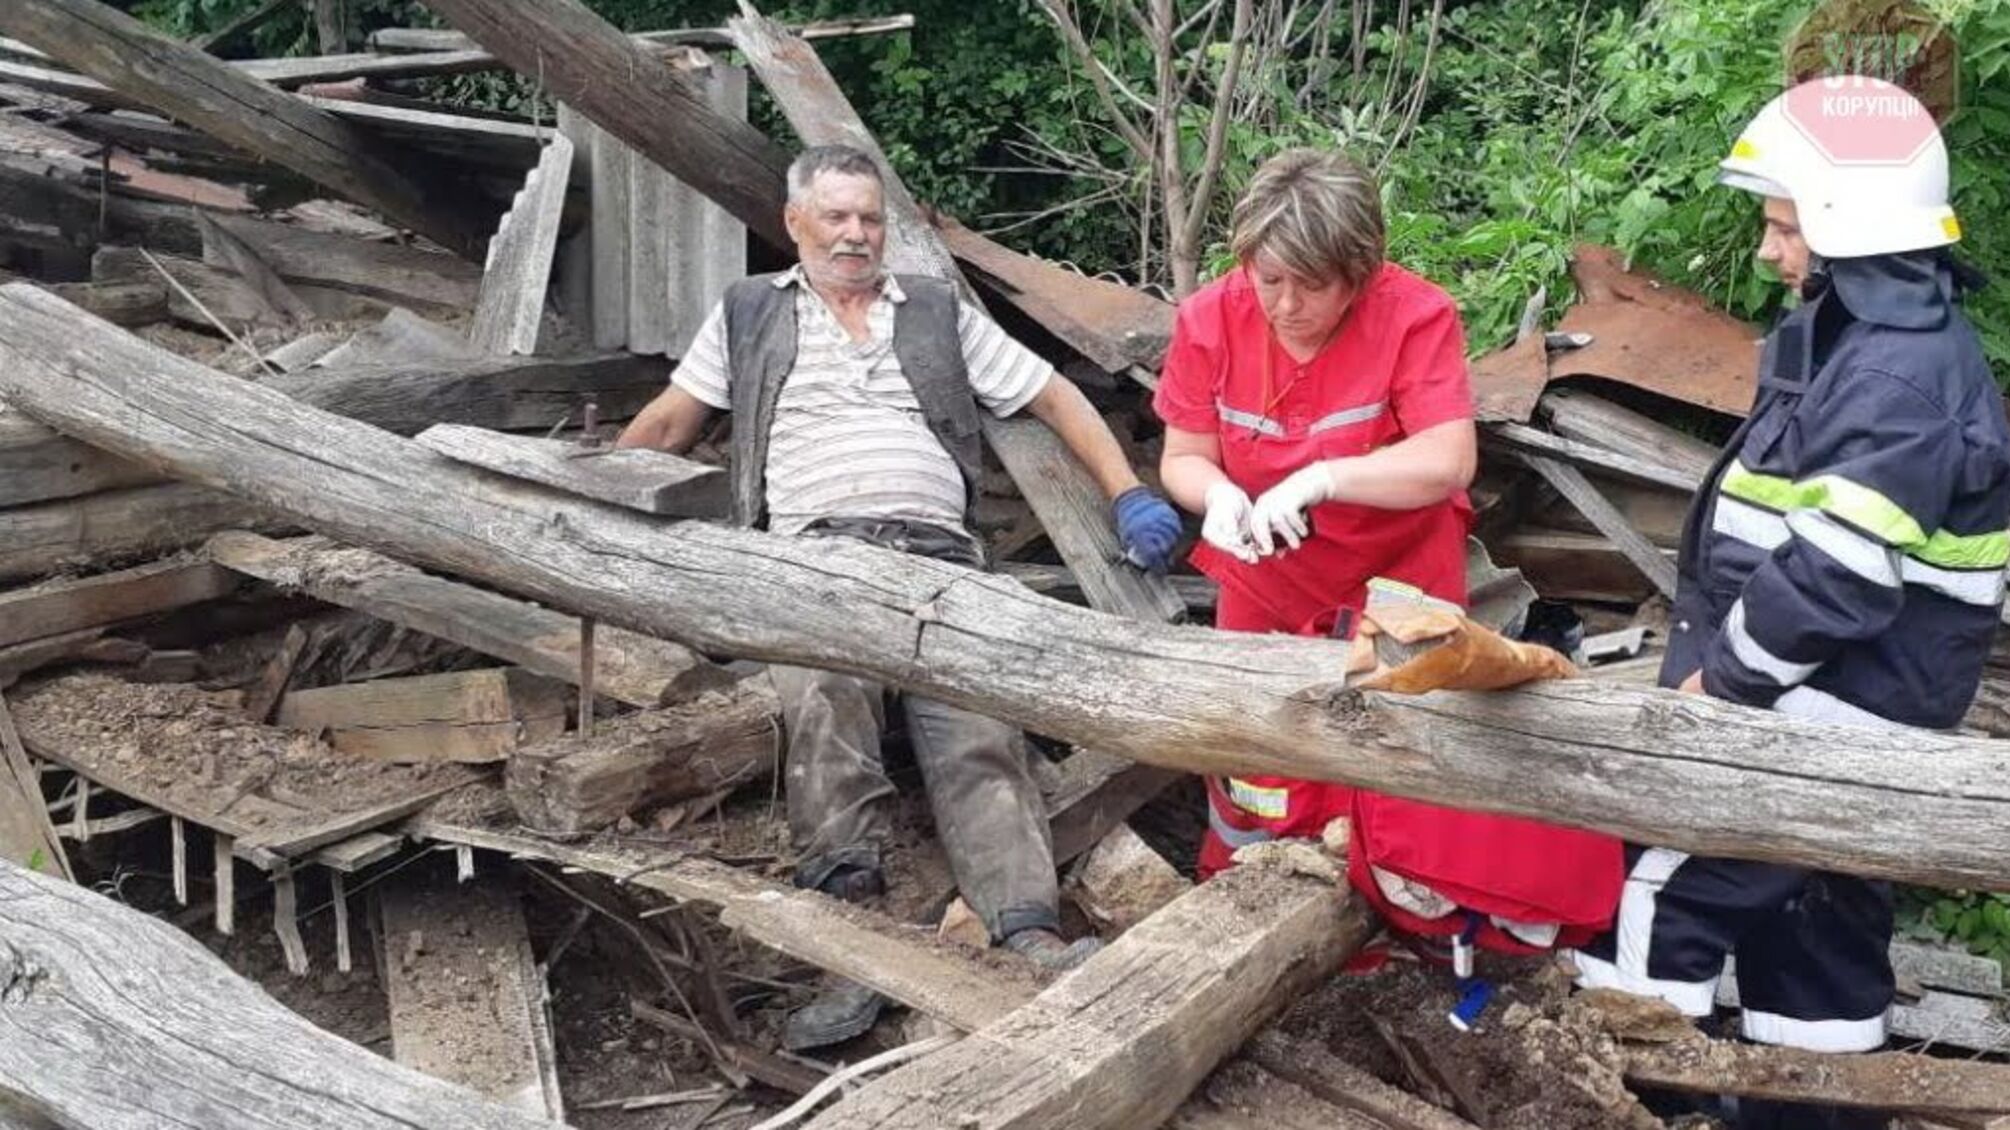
top-left (1229, 149), bottom-right (1385, 290)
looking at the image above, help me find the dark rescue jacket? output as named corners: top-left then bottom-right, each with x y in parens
top-left (721, 272), bottom-right (984, 530)
top-left (1662, 252), bottom-right (2010, 729)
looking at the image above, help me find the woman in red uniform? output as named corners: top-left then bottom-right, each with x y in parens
top-left (1156, 149), bottom-right (1618, 960)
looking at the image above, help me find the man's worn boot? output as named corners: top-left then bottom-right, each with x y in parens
top-left (783, 866), bottom-right (890, 1051)
top-left (1002, 927), bottom-right (1103, 971)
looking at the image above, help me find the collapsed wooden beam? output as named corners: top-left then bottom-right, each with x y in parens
top-left (1621, 1038), bottom-right (2010, 1121)
top-left (0, 351), bottom-right (664, 508)
top-left (419, 0), bottom-right (792, 248)
top-left (0, 0), bottom-right (488, 257)
top-left (805, 864), bottom-right (1375, 1130)
top-left (2, 285), bottom-right (2008, 889)
top-left (506, 677), bottom-right (778, 832)
top-left (208, 533), bottom-right (728, 708)
top-left (0, 859), bottom-right (566, 1130)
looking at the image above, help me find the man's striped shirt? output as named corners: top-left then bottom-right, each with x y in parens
top-left (673, 268), bottom-right (1051, 536)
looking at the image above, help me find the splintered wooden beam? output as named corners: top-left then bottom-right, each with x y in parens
top-left (0, 858), bottom-right (571, 1130)
top-left (505, 676), bottom-right (777, 832)
top-left (411, 809), bottom-right (1041, 1034)
top-left (805, 865), bottom-right (1375, 1130)
top-left (0, 0), bottom-right (487, 257)
top-left (0, 559), bottom-right (239, 649)
top-left (0, 351), bottom-right (666, 510)
top-left (5, 285), bottom-right (2010, 890)
top-left (208, 532), bottom-right (729, 708)
top-left (419, 0), bottom-right (793, 248)
top-left (418, 424), bottom-right (729, 517)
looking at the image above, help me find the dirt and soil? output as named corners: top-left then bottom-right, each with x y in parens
top-left (9, 672), bottom-right (476, 839)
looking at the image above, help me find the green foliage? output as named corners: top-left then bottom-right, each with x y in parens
top-left (1897, 888), bottom-right (2010, 965)
top-left (130, 0), bottom-right (2010, 378)
top-left (25, 847), bottom-right (44, 874)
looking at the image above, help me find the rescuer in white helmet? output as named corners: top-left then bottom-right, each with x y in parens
top-left (1570, 78), bottom-right (2010, 1130)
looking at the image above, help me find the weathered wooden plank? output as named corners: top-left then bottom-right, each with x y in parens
top-left (368, 15), bottom-right (915, 53)
top-left (1622, 1035), bottom-right (2010, 1119)
top-left (418, 424), bottom-right (728, 517)
top-left (0, 858), bottom-right (572, 1130)
top-left (0, 0), bottom-right (486, 257)
top-left (42, 279), bottom-right (169, 326)
top-left (0, 628), bottom-right (148, 688)
top-left (94, 246), bottom-right (389, 330)
top-left (1484, 420), bottom-right (1702, 493)
top-left (410, 808), bottom-right (1045, 1033)
top-left (471, 135), bottom-right (574, 355)
top-left (379, 866), bottom-right (564, 1119)
top-left (420, 0), bottom-right (791, 248)
top-left (314, 308), bottom-right (486, 370)
top-left (6, 287), bottom-right (2010, 889)
top-left (0, 691), bottom-right (69, 880)
top-left (0, 559), bottom-right (238, 648)
top-left (1521, 453), bottom-right (1679, 599)
top-left (277, 668), bottom-right (567, 763)
top-left (0, 480), bottom-right (282, 583)
top-left (1491, 528), bottom-right (1669, 605)
top-left (1539, 387), bottom-right (1720, 483)
top-left (206, 215), bottom-right (483, 314)
top-left (805, 864), bottom-right (1375, 1130)
top-left (0, 350), bottom-right (665, 511)
top-left (208, 532), bottom-right (727, 708)
top-left (505, 676), bottom-right (777, 832)
top-left (195, 211), bottom-right (315, 324)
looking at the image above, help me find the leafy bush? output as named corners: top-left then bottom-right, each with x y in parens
top-left (1898, 888), bottom-right (2010, 966)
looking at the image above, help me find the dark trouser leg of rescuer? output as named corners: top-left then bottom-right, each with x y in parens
top-left (1568, 76), bottom-right (2010, 1130)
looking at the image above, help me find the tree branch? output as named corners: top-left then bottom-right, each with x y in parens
top-left (1179, 0), bottom-right (1254, 253)
top-left (1037, 0), bottom-right (1153, 160)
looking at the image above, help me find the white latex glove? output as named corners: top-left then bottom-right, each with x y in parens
top-left (1201, 481), bottom-right (1260, 564)
top-left (1248, 463), bottom-right (1338, 555)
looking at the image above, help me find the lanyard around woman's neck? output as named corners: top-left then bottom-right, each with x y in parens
top-left (1257, 318), bottom-right (1345, 426)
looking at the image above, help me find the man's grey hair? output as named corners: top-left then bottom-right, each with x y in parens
top-left (787, 144), bottom-right (884, 205)
top-left (1230, 148), bottom-right (1385, 290)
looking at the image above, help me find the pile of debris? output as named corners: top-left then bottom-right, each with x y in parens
top-left (0, 3), bottom-right (2005, 1130)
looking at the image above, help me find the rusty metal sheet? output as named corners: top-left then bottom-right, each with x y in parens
top-left (1550, 244), bottom-right (1764, 417)
top-left (1469, 331), bottom-right (1549, 423)
top-left (939, 216), bottom-right (1173, 373)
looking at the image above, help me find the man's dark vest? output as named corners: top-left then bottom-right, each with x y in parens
top-left (723, 272), bottom-right (985, 529)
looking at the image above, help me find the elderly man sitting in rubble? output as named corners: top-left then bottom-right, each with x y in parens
top-left (617, 143), bottom-right (1181, 1048)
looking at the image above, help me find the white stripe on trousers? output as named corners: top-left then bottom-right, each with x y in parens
top-left (1569, 847), bottom-right (1720, 1017)
top-left (1742, 1008), bottom-right (1887, 1052)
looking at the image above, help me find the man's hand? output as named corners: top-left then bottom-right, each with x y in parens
top-left (1112, 486), bottom-right (1182, 574)
top-left (1249, 462), bottom-right (1338, 555)
top-left (1678, 670), bottom-right (1706, 694)
top-left (1201, 482), bottom-right (1260, 564)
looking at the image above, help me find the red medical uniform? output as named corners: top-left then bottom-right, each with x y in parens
top-left (1155, 263), bottom-right (1619, 954)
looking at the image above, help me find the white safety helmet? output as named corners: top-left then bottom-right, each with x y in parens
top-left (1718, 76), bottom-right (1961, 259)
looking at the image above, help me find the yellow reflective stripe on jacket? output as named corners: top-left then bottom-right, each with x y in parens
top-left (1719, 461), bottom-right (2009, 569)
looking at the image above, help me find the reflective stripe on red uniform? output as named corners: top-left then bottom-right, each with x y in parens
top-left (1158, 263), bottom-right (1621, 952)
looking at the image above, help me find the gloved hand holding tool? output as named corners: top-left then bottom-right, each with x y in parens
top-left (1112, 485), bottom-right (1183, 574)
top-left (1248, 462), bottom-right (1338, 555)
top-left (1200, 481), bottom-right (1261, 564)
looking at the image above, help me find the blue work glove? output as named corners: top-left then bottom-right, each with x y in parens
top-left (1112, 485), bottom-right (1182, 574)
